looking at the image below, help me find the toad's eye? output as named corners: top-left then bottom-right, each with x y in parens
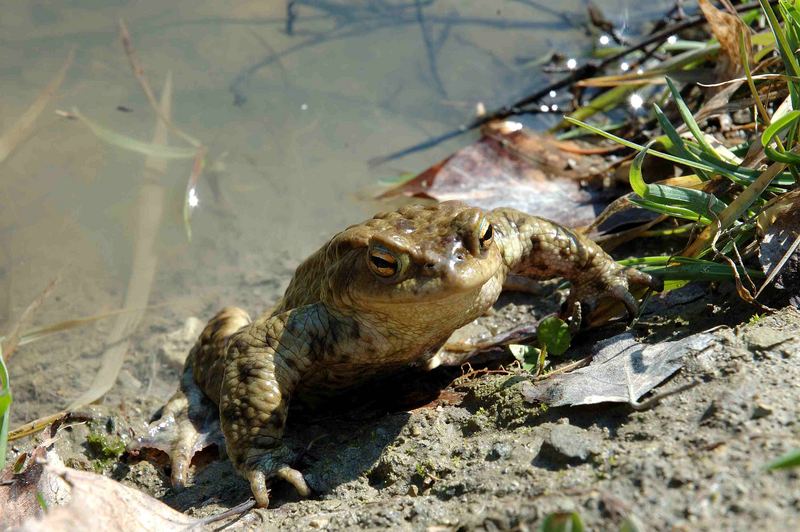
top-left (479, 218), bottom-right (494, 249)
top-left (368, 246), bottom-right (399, 277)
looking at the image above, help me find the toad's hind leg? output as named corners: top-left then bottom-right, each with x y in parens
top-left (129, 307), bottom-right (252, 488)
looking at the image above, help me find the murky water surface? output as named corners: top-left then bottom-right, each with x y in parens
top-left (0, 1), bottom-right (670, 422)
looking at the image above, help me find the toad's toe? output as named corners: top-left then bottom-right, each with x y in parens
top-left (244, 459), bottom-right (310, 508)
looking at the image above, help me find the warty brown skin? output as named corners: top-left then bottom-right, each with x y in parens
top-left (133, 201), bottom-right (661, 507)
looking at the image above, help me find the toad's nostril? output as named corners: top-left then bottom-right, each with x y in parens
top-left (455, 253), bottom-right (465, 261)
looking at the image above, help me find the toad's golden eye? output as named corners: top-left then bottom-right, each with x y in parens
top-left (478, 218), bottom-right (493, 249)
top-left (368, 246), bottom-right (399, 277)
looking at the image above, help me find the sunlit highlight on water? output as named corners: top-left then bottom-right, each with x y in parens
top-left (188, 187), bottom-right (199, 208)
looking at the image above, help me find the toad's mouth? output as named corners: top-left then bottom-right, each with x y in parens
top-left (369, 268), bottom-right (500, 306)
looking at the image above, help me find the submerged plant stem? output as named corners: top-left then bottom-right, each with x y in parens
top-left (67, 74), bottom-right (172, 410)
top-left (0, 49), bottom-right (74, 164)
top-left (118, 19), bottom-right (201, 149)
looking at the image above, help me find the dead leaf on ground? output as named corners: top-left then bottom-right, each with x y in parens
top-left (698, 0), bottom-right (751, 83)
top-left (379, 120), bottom-right (617, 228)
top-left (1, 443), bottom-right (71, 528)
top-left (521, 332), bottom-right (717, 407)
top-left (2, 448), bottom-right (201, 531)
top-left (758, 191), bottom-right (800, 305)
top-left (757, 189), bottom-right (800, 234)
top-left (437, 321), bottom-right (540, 367)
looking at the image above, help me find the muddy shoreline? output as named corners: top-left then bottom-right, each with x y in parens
top-left (16, 279), bottom-right (798, 530)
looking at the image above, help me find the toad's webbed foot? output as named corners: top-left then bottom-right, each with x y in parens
top-left (561, 263), bottom-right (663, 329)
top-left (128, 365), bottom-right (224, 488)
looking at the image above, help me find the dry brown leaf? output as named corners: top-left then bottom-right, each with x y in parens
top-left (758, 191), bottom-right (800, 303)
top-left (698, 0), bottom-right (752, 82)
top-left (757, 189), bottom-right (800, 235)
top-left (0, 444), bottom-right (70, 528)
top-left (5, 439), bottom-right (244, 530)
top-left (521, 332), bottom-right (717, 407)
top-left (379, 120), bottom-right (615, 228)
top-left (12, 463), bottom-right (200, 531)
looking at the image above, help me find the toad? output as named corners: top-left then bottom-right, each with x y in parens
top-left (132, 201), bottom-right (661, 507)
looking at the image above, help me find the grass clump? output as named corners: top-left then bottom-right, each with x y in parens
top-left (558, 0), bottom-right (800, 467)
top-left (553, 1), bottom-right (800, 310)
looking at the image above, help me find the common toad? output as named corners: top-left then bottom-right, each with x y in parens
top-left (132, 202), bottom-right (661, 507)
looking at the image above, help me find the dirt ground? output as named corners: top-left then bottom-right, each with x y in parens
top-left (12, 272), bottom-right (797, 531)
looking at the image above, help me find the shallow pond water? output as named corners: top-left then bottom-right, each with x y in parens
top-left (0, 0), bottom-right (671, 423)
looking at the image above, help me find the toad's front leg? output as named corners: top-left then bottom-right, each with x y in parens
top-left (220, 307), bottom-right (326, 507)
top-left (490, 208), bottom-right (662, 327)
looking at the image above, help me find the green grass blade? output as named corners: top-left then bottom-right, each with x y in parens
top-left (665, 77), bottom-right (719, 157)
top-left (0, 346), bottom-right (11, 470)
top-left (764, 145), bottom-right (800, 164)
top-left (619, 255), bottom-right (764, 281)
top-left (540, 512), bottom-right (585, 532)
top-left (649, 184), bottom-right (727, 214)
top-left (628, 143), bottom-right (650, 197)
top-left (691, 147), bottom-right (796, 185)
top-left (741, 27), bottom-right (772, 127)
top-left (762, 109), bottom-right (800, 145)
top-left (761, 110), bottom-right (800, 163)
top-left (628, 197), bottom-right (711, 222)
top-left (629, 141), bottom-right (726, 224)
top-left (653, 104), bottom-right (703, 162)
top-left (555, 120), bottom-right (627, 141)
top-left (779, 2), bottom-right (800, 62)
top-left (766, 449), bottom-right (800, 470)
top-left (567, 117), bottom-right (797, 186)
top-left (761, 0), bottom-right (800, 76)
top-left (642, 43), bottom-right (723, 78)
top-left (653, 104), bottom-right (711, 180)
top-left (782, 0), bottom-right (800, 29)
top-left (565, 117), bottom-right (718, 172)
